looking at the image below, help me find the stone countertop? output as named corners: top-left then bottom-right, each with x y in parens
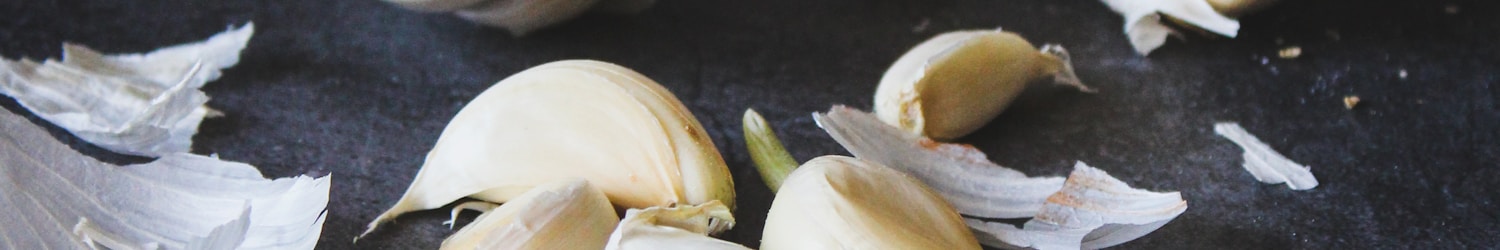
top-left (1, 0), bottom-right (1496, 248)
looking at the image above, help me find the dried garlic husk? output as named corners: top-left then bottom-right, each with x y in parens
top-left (440, 178), bottom-right (618, 250)
top-left (815, 107), bottom-right (1185, 249)
top-left (383, 0), bottom-right (654, 36)
top-left (364, 60), bottom-right (735, 236)
top-left (761, 156), bottom-right (981, 250)
top-left (605, 201), bottom-right (747, 250)
top-left (817, 106), bottom-right (1065, 219)
top-left (0, 23), bottom-right (252, 157)
top-left (1213, 122), bottom-right (1318, 190)
top-left (0, 108), bottom-right (329, 250)
top-left (967, 162), bottom-right (1188, 250)
top-left (874, 29), bottom-right (1093, 141)
top-left (1100, 0), bottom-right (1241, 54)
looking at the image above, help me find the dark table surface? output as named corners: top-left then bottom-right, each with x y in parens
top-left (2, 0), bottom-right (1497, 249)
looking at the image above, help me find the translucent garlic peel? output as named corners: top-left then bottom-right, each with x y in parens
top-left (365, 60), bottom-right (734, 236)
top-left (440, 179), bottom-right (619, 250)
top-left (0, 109), bottom-right (330, 250)
top-left (1213, 122), bottom-right (1319, 190)
top-left (1101, 0), bottom-right (1240, 54)
top-left (967, 162), bottom-right (1187, 250)
top-left (874, 29), bottom-right (1090, 141)
top-left (605, 200), bottom-right (747, 250)
top-left (761, 156), bottom-right (981, 250)
top-left (816, 106), bottom-right (1065, 219)
top-left (0, 23), bottom-right (253, 157)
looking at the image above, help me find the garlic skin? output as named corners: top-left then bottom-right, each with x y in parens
top-left (440, 178), bottom-right (618, 250)
top-left (874, 29), bottom-right (1091, 141)
top-left (363, 60), bottom-right (735, 237)
top-left (605, 200), bottom-right (748, 250)
top-left (761, 156), bottom-right (981, 250)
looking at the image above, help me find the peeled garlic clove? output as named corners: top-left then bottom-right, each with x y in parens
top-left (455, 0), bottom-right (602, 36)
top-left (874, 29), bottom-right (1093, 141)
top-left (440, 178), bottom-right (618, 250)
top-left (605, 200), bottom-right (748, 250)
top-left (363, 60), bottom-right (735, 236)
top-left (762, 156), bottom-right (982, 250)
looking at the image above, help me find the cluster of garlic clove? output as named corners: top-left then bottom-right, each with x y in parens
top-left (384, 0), bottom-right (656, 35)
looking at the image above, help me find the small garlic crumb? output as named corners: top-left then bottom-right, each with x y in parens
top-left (1278, 46), bottom-right (1302, 59)
top-left (1343, 95), bottom-right (1360, 109)
top-left (912, 18), bottom-right (931, 33)
top-left (1399, 69), bottom-right (1408, 79)
top-left (1445, 4), bottom-right (1460, 14)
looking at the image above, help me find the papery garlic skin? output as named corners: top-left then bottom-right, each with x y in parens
top-left (762, 156), bottom-right (981, 250)
top-left (440, 178), bottom-right (618, 250)
top-left (605, 200), bottom-right (747, 250)
top-left (1101, 0), bottom-right (1240, 55)
top-left (875, 29), bottom-right (1089, 141)
top-left (364, 60), bottom-right (735, 236)
top-left (0, 23), bottom-right (252, 157)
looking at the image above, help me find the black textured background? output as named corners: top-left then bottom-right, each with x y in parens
top-left (2, 0), bottom-right (1497, 249)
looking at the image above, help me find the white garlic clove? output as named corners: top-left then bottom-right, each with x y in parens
top-left (440, 178), bottom-right (619, 250)
top-left (362, 60), bottom-right (735, 238)
top-left (874, 29), bottom-right (1092, 141)
top-left (761, 156), bottom-right (982, 250)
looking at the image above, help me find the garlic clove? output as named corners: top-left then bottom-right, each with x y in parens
top-left (440, 178), bottom-right (619, 250)
top-left (362, 60), bottom-right (735, 237)
top-left (604, 200), bottom-right (747, 250)
top-left (874, 29), bottom-right (1092, 141)
top-left (762, 156), bottom-right (981, 250)
top-left (454, 0), bottom-right (602, 36)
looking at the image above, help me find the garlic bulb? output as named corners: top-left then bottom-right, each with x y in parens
top-left (605, 201), bottom-right (748, 250)
top-left (761, 156), bottom-right (981, 250)
top-left (874, 29), bottom-right (1093, 141)
top-left (363, 60), bottom-right (735, 237)
top-left (440, 178), bottom-right (618, 250)
top-left (383, 0), bottom-right (654, 36)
